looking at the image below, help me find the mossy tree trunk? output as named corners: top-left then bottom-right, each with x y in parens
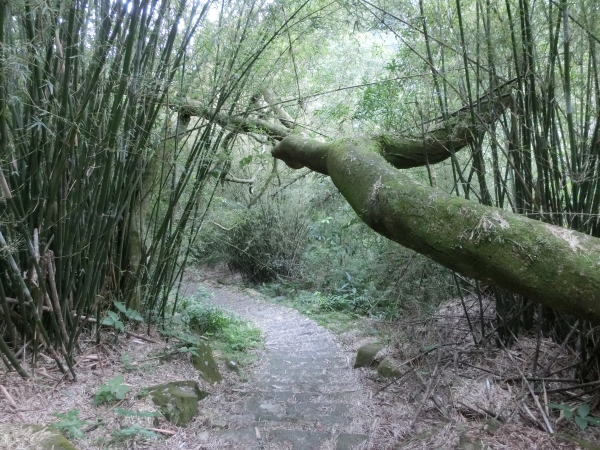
top-left (272, 135), bottom-right (600, 323)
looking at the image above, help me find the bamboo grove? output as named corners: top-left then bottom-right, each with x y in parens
top-left (0, 0), bottom-right (296, 378)
top-left (0, 0), bottom-right (201, 378)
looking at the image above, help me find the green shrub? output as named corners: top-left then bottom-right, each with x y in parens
top-left (177, 294), bottom-right (232, 335)
top-left (199, 179), bottom-right (454, 320)
top-left (285, 192), bottom-right (454, 319)
top-left (549, 403), bottom-right (600, 430)
top-left (174, 293), bottom-right (261, 349)
top-left (224, 198), bottom-right (309, 283)
top-left (94, 375), bottom-right (130, 405)
top-left (51, 409), bottom-right (91, 440)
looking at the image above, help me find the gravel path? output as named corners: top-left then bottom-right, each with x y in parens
top-left (183, 281), bottom-right (372, 450)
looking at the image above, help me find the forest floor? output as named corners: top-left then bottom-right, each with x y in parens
top-left (1, 267), bottom-right (600, 449)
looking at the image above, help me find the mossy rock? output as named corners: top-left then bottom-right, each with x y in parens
top-left (146, 380), bottom-right (209, 427)
top-left (224, 359), bottom-right (240, 373)
top-left (377, 358), bottom-right (402, 378)
top-left (0, 424), bottom-right (79, 449)
top-left (191, 341), bottom-right (222, 382)
top-left (353, 343), bottom-right (384, 368)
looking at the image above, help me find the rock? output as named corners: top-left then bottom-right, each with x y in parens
top-left (272, 296), bottom-right (287, 302)
top-left (210, 419), bottom-right (228, 429)
top-left (353, 343), bottom-right (384, 368)
top-left (0, 424), bottom-right (79, 449)
top-left (377, 358), bottom-right (402, 378)
top-left (198, 431), bottom-right (210, 441)
top-left (225, 359), bottom-right (239, 373)
top-left (191, 341), bottom-right (222, 382)
top-left (146, 380), bottom-right (209, 427)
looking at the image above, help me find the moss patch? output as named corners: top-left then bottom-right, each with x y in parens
top-left (377, 358), bottom-right (402, 378)
top-left (191, 341), bottom-right (222, 382)
top-left (145, 380), bottom-right (209, 427)
top-left (354, 343), bottom-right (384, 368)
top-left (0, 424), bottom-right (78, 450)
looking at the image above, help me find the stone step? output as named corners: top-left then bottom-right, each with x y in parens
top-left (268, 356), bottom-right (350, 366)
top-left (261, 372), bottom-right (350, 386)
top-left (253, 390), bottom-right (355, 403)
top-left (267, 353), bottom-right (344, 361)
top-left (266, 345), bottom-right (341, 354)
top-left (266, 366), bottom-right (350, 377)
top-left (250, 402), bottom-right (352, 424)
top-left (226, 390), bottom-right (356, 409)
top-left (230, 392), bottom-right (354, 411)
top-left (252, 381), bottom-right (357, 394)
top-left (218, 428), bottom-right (368, 450)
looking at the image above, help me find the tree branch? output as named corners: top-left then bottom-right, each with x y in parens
top-left (180, 99), bottom-right (290, 141)
top-left (262, 88), bottom-right (296, 129)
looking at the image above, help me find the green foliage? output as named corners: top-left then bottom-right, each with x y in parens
top-left (223, 198), bottom-right (309, 283)
top-left (159, 324), bottom-right (205, 348)
top-left (549, 403), bottom-right (600, 430)
top-left (0, 0), bottom-right (208, 376)
top-left (94, 376), bottom-right (131, 405)
top-left (50, 409), bottom-right (92, 440)
top-left (295, 194), bottom-right (454, 319)
top-left (354, 79), bottom-right (404, 131)
top-left (114, 302), bottom-right (144, 323)
top-left (265, 289), bottom-right (362, 335)
top-left (120, 354), bottom-right (137, 372)
top-left (206, 180), bottom-right (454, 321)
top-left (315, 290), bottom-right (368, 313)
top-left (177, 295), bottom-right (231, 335)
top-left (101, 312), bottom-right (124, 333)
top-left (101, 301), bottom-right (144, 333)
top-left (178, 346), bottom-right (201, 357)
top-left (115, 424), bottom-right (159, 439)
top-left (165, 294), bottom-right (262, 366)
top-left (219, 320), bottom-right (262, 354)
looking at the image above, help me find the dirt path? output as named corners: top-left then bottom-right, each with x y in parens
top-left (181, 280), bottom-right (372, 450)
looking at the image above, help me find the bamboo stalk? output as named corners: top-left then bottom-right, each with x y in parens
top-left (0, 384), bottom-right (17, 408)
top-left (0, 334), bottom-right (29, 379)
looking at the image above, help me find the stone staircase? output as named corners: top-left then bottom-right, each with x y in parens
top-left (205, 286), bottom-right (370, 449)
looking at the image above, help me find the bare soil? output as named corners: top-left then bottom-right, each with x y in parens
top-left (1, 267), bottom-right (599, 449)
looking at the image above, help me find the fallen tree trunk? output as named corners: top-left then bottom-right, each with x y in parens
top-left (272, 136), bottom-right (600, 323)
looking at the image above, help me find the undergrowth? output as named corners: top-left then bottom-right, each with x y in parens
top-left (197, 182), bottom-right (455, 322)
top-left (164, 289), bottom-right (262, 367)
top-left (262, 288), bottom-right (364, 335)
